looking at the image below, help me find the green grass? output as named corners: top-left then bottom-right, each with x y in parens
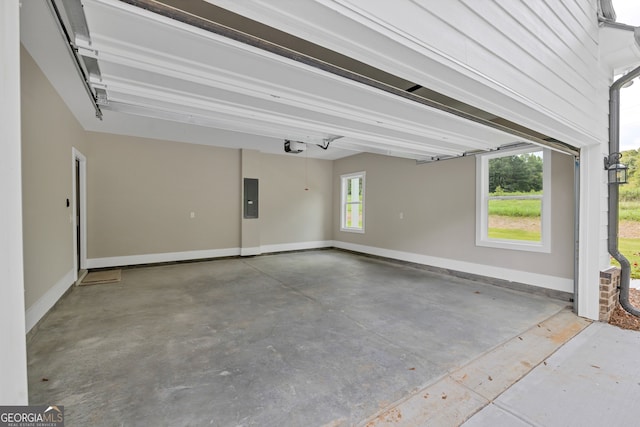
top-left (488, 199), bottom-right (541, 218)
top-left (490, 190), bottom-right (543, 197)
top-left (619, 186), bottom-right (640, 202)
top-left (488, 228), bottom-right (541, 241)
top-left (486, 193), bottom-right (541, 241)
top-left (620, 201), bottom-right (640, 221)
top-left (616, 238), bottom-right (640, 279)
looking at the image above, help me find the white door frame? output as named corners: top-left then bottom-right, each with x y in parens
top-left (72, 147), bottom-right (87, 281)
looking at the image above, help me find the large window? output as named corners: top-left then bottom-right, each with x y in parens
top-left (476, 147), bottom-right (550, 252)
top-left (341, 171), bottom-right (365, 233)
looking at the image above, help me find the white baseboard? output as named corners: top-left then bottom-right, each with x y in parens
top-left (26, 269), bottom-right (74, 332)
top-left (87, 247), bottom-right (241, 269)
top-left (333, 241), bottom-right (573, 293)
top-left (260, 240), bottom-right (333, 254)
top-left (240, 247), bottom-right (261, 257)
top-left (86, 241), bottom-right (335, 267)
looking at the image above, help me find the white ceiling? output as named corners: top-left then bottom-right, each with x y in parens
top-left (20, 0), bottom-right (538, 160)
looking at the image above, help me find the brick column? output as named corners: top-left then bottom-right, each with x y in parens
top-left (599, 267), bottom-right (621, 322)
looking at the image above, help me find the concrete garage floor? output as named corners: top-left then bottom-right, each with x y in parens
top-left (28, 249), bottom-right (571, 426)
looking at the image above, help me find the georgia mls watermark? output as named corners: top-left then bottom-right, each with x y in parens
top-left (0, 406), bottom-right (64, 427)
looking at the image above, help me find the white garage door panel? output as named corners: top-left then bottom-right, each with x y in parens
top-left (82, 0), bottom-right (530, 160)
top-left (208, 0), bottom-right (609, 148)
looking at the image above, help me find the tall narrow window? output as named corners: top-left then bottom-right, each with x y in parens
top-left (476, 147), bottom-right (550, 252)
top-left (341, 171), bottom-right (365, 233)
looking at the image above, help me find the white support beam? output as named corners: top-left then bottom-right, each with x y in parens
top-left (0, 0), bottom-right (28, 404)
top-left (578, 144), bottom-right (608, 320)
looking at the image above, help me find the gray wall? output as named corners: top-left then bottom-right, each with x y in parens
top-left (260, 153), bottom-right (333, 246)
top-left (86, 132), bottom-right (242, 258)
top-left (86, 134), bottom-right (334, 259)
top-left (21, 46), bottom-right (87, 308)
top-left (333, 152), bottom-right (575, 279)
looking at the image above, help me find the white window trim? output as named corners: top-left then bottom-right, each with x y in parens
top-left (476, 147), bottom-right (551, 253)
top-left (340, 171), bottom-right (365, 233)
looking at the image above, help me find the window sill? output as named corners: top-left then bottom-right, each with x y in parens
top-left (340, 227), bottom-right (365, 234)
top-left (476, 238), bottom-right (550, 253)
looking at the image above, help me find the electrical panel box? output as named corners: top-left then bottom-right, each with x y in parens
top-left (244, 178), bottom-right (259, 219)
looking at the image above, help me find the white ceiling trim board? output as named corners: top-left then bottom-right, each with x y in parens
top-left (103, 90), bottom-right (465, 158)
top-left (100, 100), bottom-right (339, 146)
top-left (101, 73), bottom-right (508, 153)
top-left (332, 139), bottom-right (443, 160)
top-left (102, 80), bottom-right (474, 155)
top-left (90, 109), bottom-right (354, 159)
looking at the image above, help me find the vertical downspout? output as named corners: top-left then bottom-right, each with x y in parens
top-left (609, 64), bottom-right (640, 317)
